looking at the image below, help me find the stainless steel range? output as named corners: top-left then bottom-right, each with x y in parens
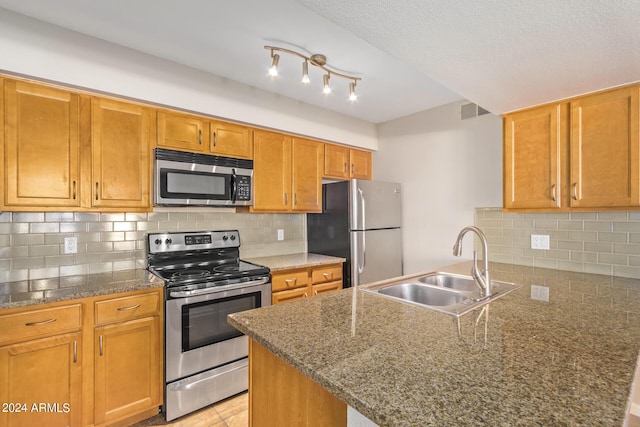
top-left (147, 230), bottom-right (270, 421)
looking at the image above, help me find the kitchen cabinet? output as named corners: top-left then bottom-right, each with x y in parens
top-left (157, 110), bottom-right (208, 152)
top-left (503, 83), bottom-right (640, 211)
top-left (0, 303), bottom-right (82, 427)
top-left (93, 291), bottom-right (162, 426)
top-left (252, 130), bottom-right (323, 212)
top-left (210, 120), bottom-right (253, 159)
top-left (324, 144), bottom-right (372, 180)
top-left (271, 263), bottom-right (343, 305)
top-left (91, 97), bottom-right (152, 210)
top-left (2, 79), bottom-right (81, 208)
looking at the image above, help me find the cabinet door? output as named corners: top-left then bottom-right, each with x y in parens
top-left (503, 105), bottom-right (563, 209)
top-left (324, 144), bottom-right (350, 179)
top-left (3, 80), bottom-right (80, 208)
top-left (253, 130), bottom-right (292, 211)
top-left (570, 86), bottom-right (640, 207)
top-left (0, 332), bottom-right (82, 427)
top-left (291, 138), bottom-right (323, 212)
top-left (91, 98), bottom-right (151, 210)
top-left (94, 316), bottom-right (161, 425)
top-left (157, 111), bottom-right (207, 152)
top-left (210, 121), bottom-right (253, 159)
top-left (350, 149), bottom-right (372, 180)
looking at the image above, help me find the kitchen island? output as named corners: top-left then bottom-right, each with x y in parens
top-left (228, 261), bottom-right (640, 426)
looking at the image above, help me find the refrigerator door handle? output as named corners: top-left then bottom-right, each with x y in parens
top-left (360, 231), bottom-right (366, 273)
top-left (358, 187), bottom-right (366, 230)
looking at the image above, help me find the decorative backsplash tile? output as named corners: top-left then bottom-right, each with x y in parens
top-left (0, 211), bottom-right (305, 284)
top-left (475, 208), bottom-right (640, 279)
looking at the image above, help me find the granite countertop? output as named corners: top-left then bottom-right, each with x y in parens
top-left (245, 252), bottom-right (346, 272)
top-left (228, 261), bottom-right (640, 426)
top-left (0, 269), bottom-right (164, 311)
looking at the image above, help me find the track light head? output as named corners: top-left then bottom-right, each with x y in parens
top-left (301, 60), bottom-right (310, 84)
top-left (349, 81), bottom-right (357, 101)
top-left (323, 74), bottom-right (331, 94)
top-left (269, 52), bottom-right (279, 77)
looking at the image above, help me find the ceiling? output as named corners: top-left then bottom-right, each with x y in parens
top-left (0, 0), bottom-right (638, 124)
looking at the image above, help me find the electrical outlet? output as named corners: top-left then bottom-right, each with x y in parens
top-left (531, 234), bottom-right (550, 250)
top-left (277, 229), bottom-right (284, 241)
top-left (530, 284), bottom-right (550, 302)
top-left (64, 237), bottom-right (77, 254)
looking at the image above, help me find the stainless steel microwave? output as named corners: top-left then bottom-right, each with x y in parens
top-left (154, 148), bottom-right (253, 207)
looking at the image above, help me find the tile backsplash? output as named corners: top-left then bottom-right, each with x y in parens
top-left (475, 208), bottom-right (640, 279)
top-left (0, 210), bottom-right (305, 283)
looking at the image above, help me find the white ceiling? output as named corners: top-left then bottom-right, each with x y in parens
top-left (0, 0), bottom-right (638, 124)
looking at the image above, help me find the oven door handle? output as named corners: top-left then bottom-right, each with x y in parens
top-left (168, 277), bottom-right (270, 298)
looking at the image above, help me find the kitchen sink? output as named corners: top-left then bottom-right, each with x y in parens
top-left (361, 272), bottom-right (519, 317)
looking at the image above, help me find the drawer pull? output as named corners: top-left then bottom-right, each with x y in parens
top-left (284, 279), bottom-right (297, 287)
top-left (117, 304), bottom-right (141, 311)
top-left (25, 318), bottom-right (56, 326)
top-left (303, 292), bottom-right (309, 298)
top-left (313, 290), bottom-right (318, 296)
top-left (323, 272), bottom-right (333, 280)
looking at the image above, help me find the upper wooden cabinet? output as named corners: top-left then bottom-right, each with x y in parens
top-left (503, 84), bottom-right (640, 211)
top-left (210, 120), bottom-right (253, 159)
top-left (569, 86), bottom-right (639, 208)
top-left (324, 144), bottom-right (372, 180)
top-left (156, 110), bottom-right (253, 159)
top-left (252, 130), bottom-right (323, 212)
top-left (2, 79), bottom-right (81, 208)
top-left (91, 97), bottom-right (152, 210)
top-left (157, 110), bottom-right (208, 152)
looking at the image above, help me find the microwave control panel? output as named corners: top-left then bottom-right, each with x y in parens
top-left (235, 176), bottom-right (251, 201)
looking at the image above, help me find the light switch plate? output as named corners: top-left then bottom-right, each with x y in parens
top-left (277, 229), bottom-right (284, 241)
top-left (64, 237), bottom-right (78, 254)
top-left (531, 284), bottom-right (550, 302)
top-left (531, 234), bottom-right (550, 250)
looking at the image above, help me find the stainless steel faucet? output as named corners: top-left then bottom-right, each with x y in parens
top-left (452, 226), bottom-right (491, 298)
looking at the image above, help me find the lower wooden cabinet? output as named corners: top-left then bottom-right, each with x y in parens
top-left (271, 263), bottom-right (343, 305)
top-left (0, 287), bottom-right (163, 427)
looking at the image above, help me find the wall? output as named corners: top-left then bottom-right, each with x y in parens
top-left (0, 210), bottom-right (305, 302)
top-left (0, 8), bottom-right (378, 150)
top-left (476, 208), bottom-right (640, 279)
top-left (374, 101), bottom-right (503, 273)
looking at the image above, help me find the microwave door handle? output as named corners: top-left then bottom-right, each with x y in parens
top-left (230, 169), bottom-right (237, 203)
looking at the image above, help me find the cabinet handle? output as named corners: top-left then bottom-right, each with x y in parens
top-left (213, 132), bottom-right (217, 147)
top-left (25, 318), bottom-right (56, 326)
top-left (294, 193), bottom-right (298, 206)
top-left (117, 304), bottom-right (141, 311)
top-left (551, 184), bottom-right (557, 202)
top-left (351, 163), bottom-right (355, 174)
top-left (313, 290), bottom-right (318, 296)
top-left (572, 183), bottom-right (578, 200)
top-left (73, 340), bottom-right (77, 363)
top-left (72, 181), bottom-right (76, 200)
top-left (344, 162), bottom-right (348, 173)
top-left (199, 129), bottom-right (202, 145)
top-left (284, 279), bottom-right (297, 287)
top-left (99, 335), bottom-right (103, 356)
top-left (284, 193), bottom-right (288, 205)
top-left (95, 182), bottom-right (99, 201)
top-left (323, 272), bottom-right (332, 279)
top-left (303, 292), bottom-right (308, 298)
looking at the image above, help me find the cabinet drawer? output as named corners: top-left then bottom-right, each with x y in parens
top-left (0, 304), bottom-right (82, 346)
top-left (312, 265), bottom-right (342, 284)
top-left (312, 280), bottom-right (342, 296)
top-left (95, 291), bottom-right (160, 326)
top-left (271, 270), bottom-right (310, 292)
top-left (272, 287), bottom-right (310, 305)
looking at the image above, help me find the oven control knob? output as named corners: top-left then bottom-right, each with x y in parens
top-left (154, 239), bottom-right (161, 245)
top-left (165, 238), bottom-right (172, 245)
top-left (222, 235), bottom-right (229, 241)
top-left (230, 235), bottom-right (236, 241)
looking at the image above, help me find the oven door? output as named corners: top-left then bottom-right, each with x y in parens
top-left (165, 278), bottom-right (270, 382)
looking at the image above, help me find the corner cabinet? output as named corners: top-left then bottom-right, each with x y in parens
top-left (503, 83), bottom-right (640, 211)
top-left (324, 144), bottom-right (372, 180)
top-left (252, 130), bottom-right (323, 212)
top-left (91, 98), bottom-right (152, 210)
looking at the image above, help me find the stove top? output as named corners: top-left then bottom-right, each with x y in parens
top-left (146, 230), bottom-right (270, 289)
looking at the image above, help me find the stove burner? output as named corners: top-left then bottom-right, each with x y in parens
top-left (171, 270), bottom-right (212, 280)
top-left (213, 264), bottom-right (240, 273)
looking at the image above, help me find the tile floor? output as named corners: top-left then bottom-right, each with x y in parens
top-left (131, 392), bottom-right (248, 427)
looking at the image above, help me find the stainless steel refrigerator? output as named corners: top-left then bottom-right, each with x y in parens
top-left (307, 179), bottom-right (403, 288)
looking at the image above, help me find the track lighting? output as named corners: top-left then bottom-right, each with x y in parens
top-left (301, 60), bottom-right (310, 84)
top-left (323, 74), bottom-right (331, 94)
top-left (268, 51), bottom-right (279, 77)
top-left (265, 45), bottom-right (361, 101)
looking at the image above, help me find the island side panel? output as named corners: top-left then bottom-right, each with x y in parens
top-left (249, 339), bottom-right (347, 427)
